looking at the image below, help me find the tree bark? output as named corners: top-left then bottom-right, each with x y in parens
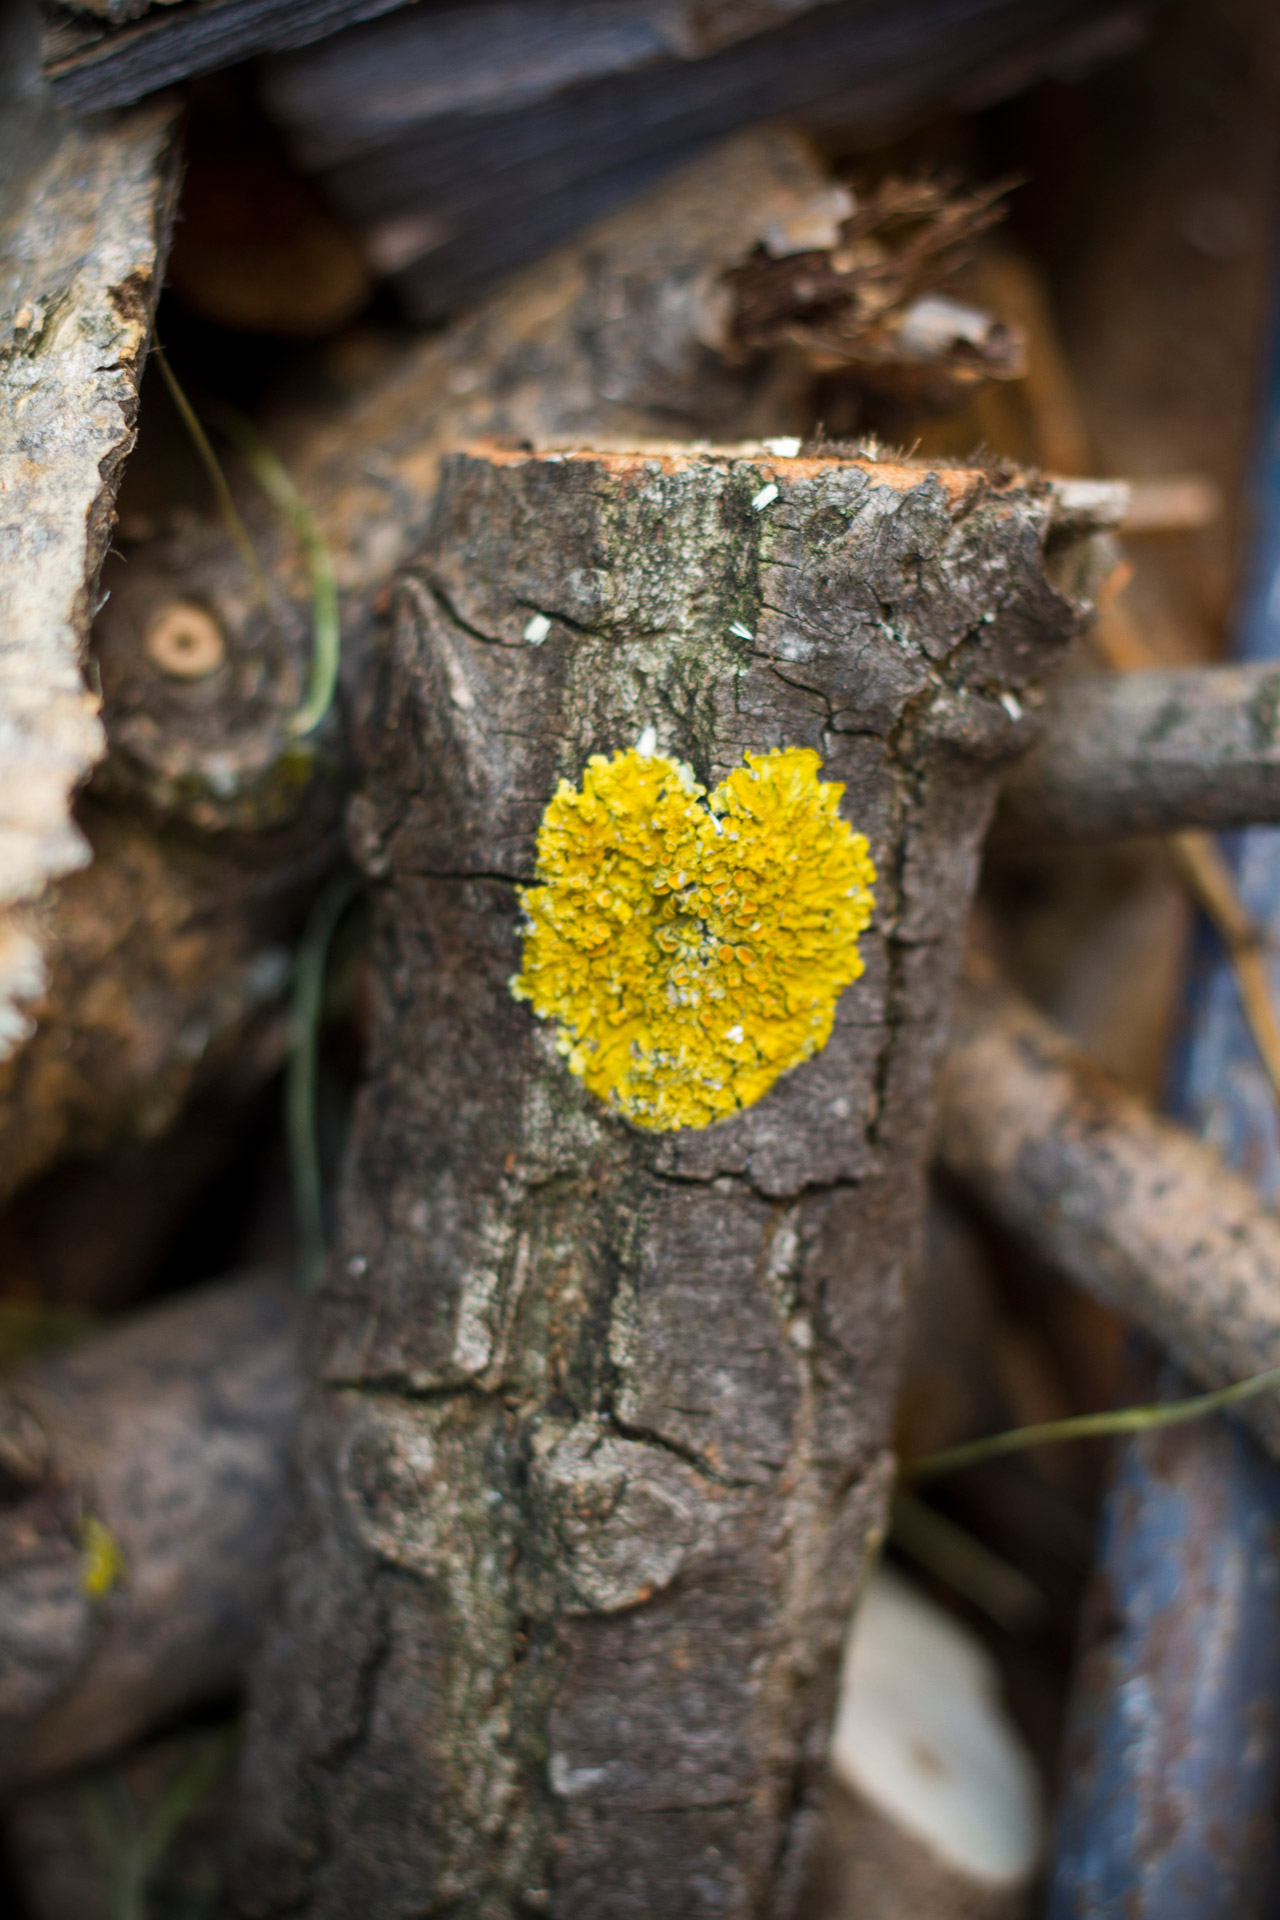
top-left (997, 663), bottom-right (1280, 840)
top-left (936, 967), bottom-right (1280, 1459)
top-left (0, 37), bottom-right (334, 1208)
top-left (229, 445), bottom-right (1089, 1918)
top-left (0, 67), bottom-right (177, 1084)
top-left (11, 126), bottom-right (844, 1203)
top-left (0, 1272), bottom-right (303, 1796)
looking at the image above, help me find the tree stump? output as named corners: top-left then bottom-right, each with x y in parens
top-left (231, 446), bottom-right (1095, 1918)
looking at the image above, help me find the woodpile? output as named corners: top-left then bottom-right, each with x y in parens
top-left (5, 1), bottom-right (1280, 1915)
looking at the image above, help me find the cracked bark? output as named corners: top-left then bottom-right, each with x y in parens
top-left (13, 127), bottom-right (848, 1208)
top-left (229, 446), bottom-right (1092, 1918)
top-left (0, 66), bottom-right (181, 1186)
top-left (11, 125), bottom-right (853, 1203)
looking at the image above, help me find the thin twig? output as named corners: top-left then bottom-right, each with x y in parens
top-left (287, 873), bottom-right (362, 1291)
top-left (905, 1363), bottom-right (1280, 1482)
top-left (208, 405), bottom-right (342, 737)
top-left (151, 346), bottom-right (278, 620)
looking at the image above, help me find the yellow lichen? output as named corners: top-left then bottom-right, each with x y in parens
top-left (512, 745), bottom-right (876, 1130)
top-left (80, 1514), bottom-right (127, 1600)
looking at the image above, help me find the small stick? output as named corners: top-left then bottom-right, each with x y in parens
top-left (936, 968), bottom-right (1280, 1463)
top-left (1085, 572), bottom-right (1280, 1109)
top-left (988, 249), bottom-right (1280, 1111)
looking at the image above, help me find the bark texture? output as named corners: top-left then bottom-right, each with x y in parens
top-left (99, 125), bottom-right (859, 698)
top-left (19, 127), bottom-right (882, 1203)
top-left (0, 1273), bottom-right (303, 1794)
top-left (0, 82), bottom-right (178, 1061)
top-left (231, 446), bottom-right (1089, 1918)
top-left (12, 121), bottom-right (847, 1201)
top-left (937, 969), bottom-right (1280, 1458)
top-left (998, 663), bottom-right (1280, 839)
top-left (0, 31), bottom-right (348, 1205)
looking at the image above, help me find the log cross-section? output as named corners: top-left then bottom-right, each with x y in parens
top-left (231, 446), bottom-right (1088, 1918)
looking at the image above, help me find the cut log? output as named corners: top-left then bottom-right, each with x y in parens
top-left (0, 1272), bottom-right (303, 1797)
top-left (25, 124), bottom-right (1016, 1208)
top-left (998, 664), bottom-right (1280, 840)
top-left (227, 444), bottom-right (1094, 1917)
top-left (96, 127), bottom-right (1046, 819)
top-left (936, 967), bottom-right (1280, 1460)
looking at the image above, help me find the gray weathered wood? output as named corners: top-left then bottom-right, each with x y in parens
top-left (229, 445), bottom-right (1091, 1917)
top-left (40, 0), bottom-right (410, 111)
top-left (0, 1273), bottom-right (303, 1795)
top-left (40, 0), bottom-right (848, 112)
top-left (999, 664), bottom-right (1280, 840)
top-left (259, 0), bottom-right (1144, 320)
top-left (936, 967), bottom-right (1280, 1459)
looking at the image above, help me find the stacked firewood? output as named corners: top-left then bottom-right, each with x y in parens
top-left (5, 1), bottom-right (1280, 1914)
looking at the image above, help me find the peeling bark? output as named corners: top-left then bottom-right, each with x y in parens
top-left (0, 83), bottom-right (178, 1060)
top-left (230, 446), bottom-right (1090, 1917)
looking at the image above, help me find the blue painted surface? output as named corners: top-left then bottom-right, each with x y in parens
top-left (1046, 1402), bottom-right (1280, 1917)
top-left (1046, 301), bottom-right (1280, 1916)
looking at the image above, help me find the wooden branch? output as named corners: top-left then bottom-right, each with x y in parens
top-left (999, 665), bottom-right (1280, 840)
top-left (228, 445), bottom-right (1089, 1916)
top-left (40, 0), bottom-right (411, 110)
top-left (0, 1273), bottom-right (303, 1797)
top-left (0, 82), bottom-right (307, 1208)
top-left (935, 968), bottom-right (1280, 1460)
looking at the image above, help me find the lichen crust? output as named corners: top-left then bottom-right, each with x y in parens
top-left (511, 745), bottom-right (876, 1130)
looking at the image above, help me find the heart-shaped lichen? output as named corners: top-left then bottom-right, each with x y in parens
top-left (511, 745), bottom-right (876, 1131)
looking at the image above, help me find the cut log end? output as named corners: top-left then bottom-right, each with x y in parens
top-left (229, 442), bottom-right (1092, 1918)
